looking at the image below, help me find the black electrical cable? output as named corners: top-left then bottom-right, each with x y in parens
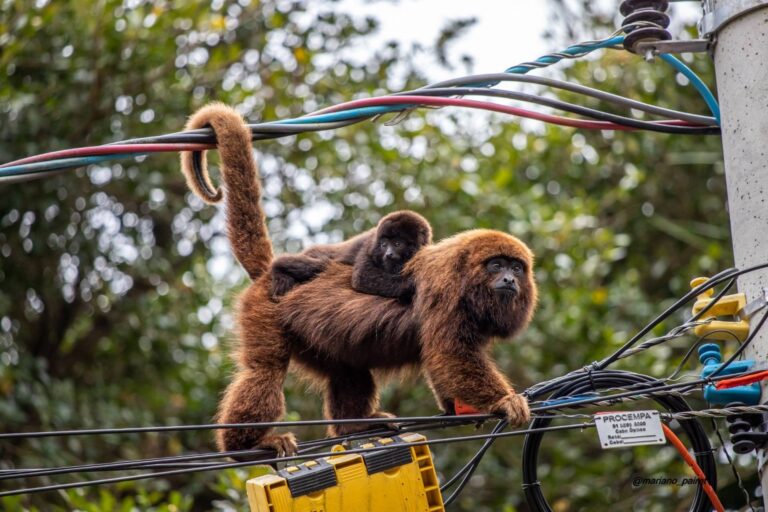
top-left (112, 71), bottom-right (717, 149)
top-left (115, 118), bottom-right (366, 146)
top-left (0, 422), bottom-right (593, 498)
top-left (530, 366), bottom-right (768, 415)
top-left (0, 420), bottom-right (463, 482)
top-left (666, 328), bottom-right (742, 382)
top-left (113, 71), bottom-right (720, 148)
top-left (710, 417), bottom-right (757, 512)
top-left (615, 276), bottom-right (738, 360)
top-left (0, 413), bottom-right (493, 441)
top-left (0, 417), bottom-right (574, 482)
top-left (441, 420), bottom-right (508, 507)
top-left (522, 370), bottom-right (716, 512)
top-left (595, 267), bottom-right (741, 370)
top-left (393, 87), bottom-right (719, 134)
top-left (526, 269), bottom-right (743, 400)
top-left (3, 264), bottom-right (764, 498)
top-left (1, 71), bottom-right (720, 185)
top-left (425, 73), bottom-right (717, 126)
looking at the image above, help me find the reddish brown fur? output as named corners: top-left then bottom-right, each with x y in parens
top-left (349, 211), bottom-right (431, 300)
top-left (270, 210), bottom-right (431, 299)
top-left (180, 103), bottom-right (536, 455)
top-left (180, 103), bottom-right (272, 281)
top-left (180, 103), bottom-right (294, 454)
top-left (281, 229), bottom-right (537, 432)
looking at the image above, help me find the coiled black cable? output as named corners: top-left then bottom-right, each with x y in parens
top-left (522, 370), bottom-right (716, 512)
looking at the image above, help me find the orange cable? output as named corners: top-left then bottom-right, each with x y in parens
top-left (662, 423), bottom-right (724, 512)
top-left (715, 369), bottom-right (768, 390)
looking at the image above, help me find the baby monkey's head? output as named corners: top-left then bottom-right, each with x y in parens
top-left (373, 210), bottom-right (432, 273)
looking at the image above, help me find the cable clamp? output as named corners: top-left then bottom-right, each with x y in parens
top-left (635, 39), bottom-right (710, 57)
top-left (699, 0), bottom-right (768, 38)
top-left (738, 287), bottom-right (768, 320)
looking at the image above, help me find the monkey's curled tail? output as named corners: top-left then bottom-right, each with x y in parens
top-left (180, 103), bottom-right (274, 280)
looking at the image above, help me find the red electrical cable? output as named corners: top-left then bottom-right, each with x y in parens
top-left (309, 95), bottom-right (707, 131)
top-left (0, 143), bottom-right (214, 169)
top-left (2, 96), bottom-right (708, 170)
top-left (662, 423), bottom-right (724, 512)
top-left (715, 369), bottom-right (768, 390)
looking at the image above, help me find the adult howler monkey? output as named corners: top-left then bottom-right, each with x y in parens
top-left (180, 103), bottom-right (537, 455)
top-left (270, 210), bottom-right (432, 300)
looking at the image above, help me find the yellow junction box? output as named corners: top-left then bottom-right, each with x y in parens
top-left (246, 432), bottom-right (445, 512)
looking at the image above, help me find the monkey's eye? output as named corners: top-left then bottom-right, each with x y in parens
top-left (394, 241), bottom-right (402, 248)
top-left (486, 259), bottom-right (503, 273)
top-left (380, 241), bottom-right (388, 248)
top-left (511, 261), bottom-right (524, 274)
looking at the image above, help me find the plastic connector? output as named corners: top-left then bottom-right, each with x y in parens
top-left (690, 277), bottom-right (750, 342)
top-left (698, 343), bottom-right (761, 405)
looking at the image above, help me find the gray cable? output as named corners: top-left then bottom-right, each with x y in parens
top-left (667, 403), bottom-right (768, 420)
top-left (0, 168), bottom-right (71, 184)
top-left (392, 87), bottom-right (717, 134)
top-left (425, 72), bottom-right (717, 126)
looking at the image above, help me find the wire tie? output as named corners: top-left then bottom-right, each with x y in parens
top-left (521, 480), bottom-right (542, 490)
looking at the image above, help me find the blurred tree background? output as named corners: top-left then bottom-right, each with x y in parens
top-left (0, 0), bottom-right (748, 510)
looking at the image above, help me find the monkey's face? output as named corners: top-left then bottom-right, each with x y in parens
top-left (485, 257), bottom-right (525, 298)
top-left (375, 236), bottom-right (415, 273)
top-left (459, 251), bottom-right (536, 338)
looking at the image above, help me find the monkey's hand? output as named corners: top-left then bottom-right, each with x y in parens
top-left (490, 393), bottom-right (530, 427)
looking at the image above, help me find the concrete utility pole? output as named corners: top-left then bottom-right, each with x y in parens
top-left (702, 0), bottom-right (768, 503)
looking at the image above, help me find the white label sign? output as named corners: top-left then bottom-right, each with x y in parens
top-left (594, 410), bottom-right (666, 449)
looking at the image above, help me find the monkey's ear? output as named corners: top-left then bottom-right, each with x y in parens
top-left (421, 227), bottom-right (433, 245)
top-left (454, 248), bottom-right (475, 297)
top-left (457, 247), bottom-right (470, 267)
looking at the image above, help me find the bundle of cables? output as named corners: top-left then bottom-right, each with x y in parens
top-left (3, 263), bottom-right (768, 512)
top-left (0, 35), bottom-right (720, 186)
top-left (453, 263), bottom-right (768, 511)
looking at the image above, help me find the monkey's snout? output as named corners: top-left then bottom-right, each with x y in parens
top-left (494, 278), bottom-right (518, 296)
top-left (385, 250), bottom-right (401, 261)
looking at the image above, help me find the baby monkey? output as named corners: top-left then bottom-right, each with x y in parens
top-left (270, 210), bottom-right (432, 301)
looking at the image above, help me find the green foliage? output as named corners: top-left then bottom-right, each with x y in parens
top-left (0, 0), bottom-right (747, 511)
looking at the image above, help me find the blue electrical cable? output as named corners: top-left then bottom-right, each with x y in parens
top-left (0, 35), bottom-right (720, 180)
top-left (0, 154), bottom-right (137, 178)
top-left (659, 53), bottom-right (720, 123)
top-left (505, 35), bottom-right (625, 74)
top-left (283, 37), bottom-right (628, 125)
top-left (275, 106), bottom-right (401, 125)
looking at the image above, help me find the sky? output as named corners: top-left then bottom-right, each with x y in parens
top-left (337, 0), bottom-right (702, 82)
top-left (337, 0), bottom-right (551, 80)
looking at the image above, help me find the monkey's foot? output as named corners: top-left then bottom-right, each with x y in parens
top-left (259, 432), bottom-right (298, 457)
top-left (330, 411), bottom-right (399, 436)
top-left (490, 393), bottom-right (531, 427)
top-left (368, 410), bottom-right (400, 431)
